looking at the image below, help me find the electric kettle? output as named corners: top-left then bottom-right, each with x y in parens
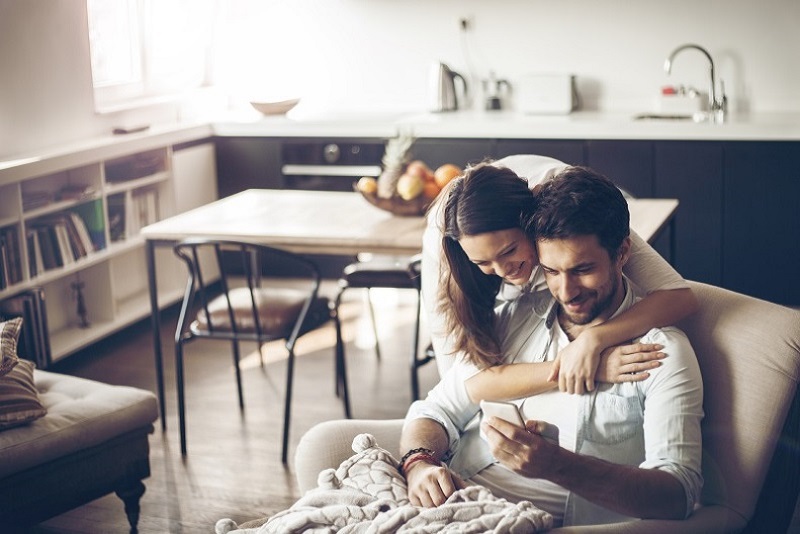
top-left (429, 62), bottom-right (468, 112)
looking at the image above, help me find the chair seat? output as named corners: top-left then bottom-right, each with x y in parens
top-left (341, 262), bottom-right (417, 289)
top-left (192, 287), bottom-right (331, 337)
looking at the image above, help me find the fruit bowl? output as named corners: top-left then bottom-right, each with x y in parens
top-left (356, 189), bottom-right (432, 217)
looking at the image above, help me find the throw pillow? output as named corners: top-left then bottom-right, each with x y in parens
top-left (0, 317), bottom-right (22, 376)
top-left (0, 359), bottom-right (47, 430)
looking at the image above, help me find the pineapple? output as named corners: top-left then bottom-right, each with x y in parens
top-left (377, 131), bottom-right (415, 199)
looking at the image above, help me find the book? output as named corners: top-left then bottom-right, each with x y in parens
top-left (0, 227), bottom-right (22, 286)
top-left (107, 194), bottom-right (126, 242)
top-left (53, 222), bottom-right (76, 265)
top-left (71, 199), bottom-right (107, 250)
top-left (69, 212), bottom-right (95, 254)
top-left (37, 226), bottom-right (61, 270)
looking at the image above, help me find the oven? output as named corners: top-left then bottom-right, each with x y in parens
top-left (281, 140), bottom-right (384, 192)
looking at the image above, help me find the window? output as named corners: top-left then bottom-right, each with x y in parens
top-left (87, 0), bottom-right (217, 111)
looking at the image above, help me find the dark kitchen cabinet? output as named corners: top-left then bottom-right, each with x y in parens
top-left (494, 139), bottom-right (585, 167)
top-left (215, 137), bottom-right (283, 198)
top-left (410, 139), bottom-right (494, 169)
top-left (654, 141), bottom-right (724, 285)
top-left (723, 141), bottom-right (800, 305)
top-left (586, 140), bottom-right (654, 197)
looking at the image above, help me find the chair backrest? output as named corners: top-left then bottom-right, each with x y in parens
top-left (676, 281), bottom-right (800, 532)
top-left (173, 238), bottom-right (323, 344)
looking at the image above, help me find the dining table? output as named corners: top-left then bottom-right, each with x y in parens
top-left (141, 189), bottom-right (678, 428)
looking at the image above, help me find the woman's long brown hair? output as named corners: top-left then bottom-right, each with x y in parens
top-left (435, 162), bottom-right (537, 368)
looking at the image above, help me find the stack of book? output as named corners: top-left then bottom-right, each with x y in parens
top-left (0, 227), bottom-right (23, 290)
top-left (0, 287), bottom-right (51, 369)
top-left (107, 189), bottom-right (159, 242)
top-left (27, 211), bottom-right (96, 277)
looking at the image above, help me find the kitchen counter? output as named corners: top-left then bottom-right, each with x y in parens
top-left (212, 109), bottom-right (800, 141)
top-left (3, 109), bottom-right (798, 177)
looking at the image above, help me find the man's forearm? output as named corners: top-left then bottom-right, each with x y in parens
top-left (547, 448), bottom-right (687, 519)
top-left (399, 418), bottom-right (450, 461)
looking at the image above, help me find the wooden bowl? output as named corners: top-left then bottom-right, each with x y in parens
top-left (357, 189), bottom-right (432, 217)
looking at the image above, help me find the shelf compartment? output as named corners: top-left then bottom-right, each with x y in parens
top-left (42, 264), bottom-right (114, 360)
top-left (21, 164), bottom-right (101, 214)
top-left (104, 148), bottom-right (169, 184)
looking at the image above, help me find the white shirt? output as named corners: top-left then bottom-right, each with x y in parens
top-left (405, 280), bottom-right (704, 526)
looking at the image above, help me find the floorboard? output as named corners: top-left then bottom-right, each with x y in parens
top-left (29, 284), bottom-right (439, 533)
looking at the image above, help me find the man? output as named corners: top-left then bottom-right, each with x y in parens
top-left (400, 166), bottom-right (704, 527)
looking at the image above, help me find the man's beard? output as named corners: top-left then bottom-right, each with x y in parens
top-left (560, 275), bottom-right (620, 326)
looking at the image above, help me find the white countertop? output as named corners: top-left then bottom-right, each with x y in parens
top-left (2, 109), bottom-right (798, 183)
top-left (213, 109), bottom-right (800, 141)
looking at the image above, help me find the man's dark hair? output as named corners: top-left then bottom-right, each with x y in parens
top-left (528, 166), bottom-right (630, 259)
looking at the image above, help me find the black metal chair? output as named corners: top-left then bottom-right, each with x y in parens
top-left (332, 254), bottom-right (434, 410)
top-left (173, 238), bottom-right (349, 463)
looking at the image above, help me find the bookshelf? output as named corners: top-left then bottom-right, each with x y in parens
top-left (0, 132), bottom-right (216, 364)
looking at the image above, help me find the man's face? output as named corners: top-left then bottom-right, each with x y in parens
top-left (459, 228), bottom-right (538, 286)
top-left (537, 234), bottom-right (630, 326)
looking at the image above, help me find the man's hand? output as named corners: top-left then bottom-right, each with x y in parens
top-left (405, 460), bottom-right (466, 507)
top-left (596, 342), bottom-right (665, 383)
top-left (481, 416), bottom-right (561, 479)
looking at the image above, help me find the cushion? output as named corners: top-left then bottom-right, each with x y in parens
top-left (0, 359), bottom-right (46, 430)
top-left (193, 287), bottom-right (330, 337)
top-left (0, 317), bottom-right (22, 376)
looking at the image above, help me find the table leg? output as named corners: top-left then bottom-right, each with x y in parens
top-left (669, 217), bottom-right (677, 267)
top-left (146, 240), bottom-right (166, 431)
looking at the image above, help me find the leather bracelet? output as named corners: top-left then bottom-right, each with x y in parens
top-left (401, 453), bottom-right (440, 476)
top-left (397, 447), bottom-right (435, 471)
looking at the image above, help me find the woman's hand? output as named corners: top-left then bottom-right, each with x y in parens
top-left (596, 342), bottom-right (665, 383)
top-left (548, 330), bottom-right (604, 394)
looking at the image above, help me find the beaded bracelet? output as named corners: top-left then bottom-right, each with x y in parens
top-left (397, 447), bottom-right (435, 471)
top-left (401, 452), bottom-right (440, 476)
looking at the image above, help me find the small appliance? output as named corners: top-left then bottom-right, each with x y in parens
top-left (429, 62), bottom-right (468, 112)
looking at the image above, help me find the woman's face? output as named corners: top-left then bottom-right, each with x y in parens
top-left (458, 228), bottom-right (538, 286)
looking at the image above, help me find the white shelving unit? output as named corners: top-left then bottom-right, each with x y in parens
top-left (0, 127), bottom-right (216, 364)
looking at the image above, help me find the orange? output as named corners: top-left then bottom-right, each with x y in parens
top-left (423, 181), bottom-right (441, 199)
top-left (434, 164), bottom-right (461, 189)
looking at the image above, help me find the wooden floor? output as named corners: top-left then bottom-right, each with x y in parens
top-left (31, 283), bottom-right (439, 533)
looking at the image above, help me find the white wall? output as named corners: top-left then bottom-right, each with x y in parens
top-left (1, 0), bottom-right (798, 159)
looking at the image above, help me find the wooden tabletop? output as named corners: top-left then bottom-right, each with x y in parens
top-left (142, 189), bottom-right (677, 255)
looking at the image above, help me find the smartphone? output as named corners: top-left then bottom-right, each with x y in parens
top-left (480, 400), bottom-right (560, 445)
top-left (480, 400), bottom-right (525, 427)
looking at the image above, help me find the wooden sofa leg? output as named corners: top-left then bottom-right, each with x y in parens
top-left (116, 480), bottom-right (146, 533)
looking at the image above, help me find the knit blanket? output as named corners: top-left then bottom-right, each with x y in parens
top-left (216, 433), bottom-right (552, 533)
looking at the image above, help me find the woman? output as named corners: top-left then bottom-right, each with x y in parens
top-left (426, 158), bottom-right (697, 398)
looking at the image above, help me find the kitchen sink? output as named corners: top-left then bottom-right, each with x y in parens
top-left (633, 113), bottom-right (694, 121)
top-left (633, 112), bottom-right (714, 123)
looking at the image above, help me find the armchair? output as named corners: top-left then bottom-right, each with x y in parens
top-left (296, 281), bottom-right (800, 532)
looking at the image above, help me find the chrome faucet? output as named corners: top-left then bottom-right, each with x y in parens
top-left (664, 44), bottom-right (727, 123)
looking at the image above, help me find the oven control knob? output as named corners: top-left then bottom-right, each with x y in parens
top-left (323, 143), bottom-right (340, 163)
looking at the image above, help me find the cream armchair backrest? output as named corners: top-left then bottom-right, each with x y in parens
top-left (296, 281), bottom-right (800, 532)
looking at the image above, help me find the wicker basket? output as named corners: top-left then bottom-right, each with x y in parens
top-left (357, 189), bottom-right (432, 217)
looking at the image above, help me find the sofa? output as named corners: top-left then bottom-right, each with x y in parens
top-left (295, 281), bottom-right (800, 533)
top-left (0, 357), bottom-right (159, 532)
